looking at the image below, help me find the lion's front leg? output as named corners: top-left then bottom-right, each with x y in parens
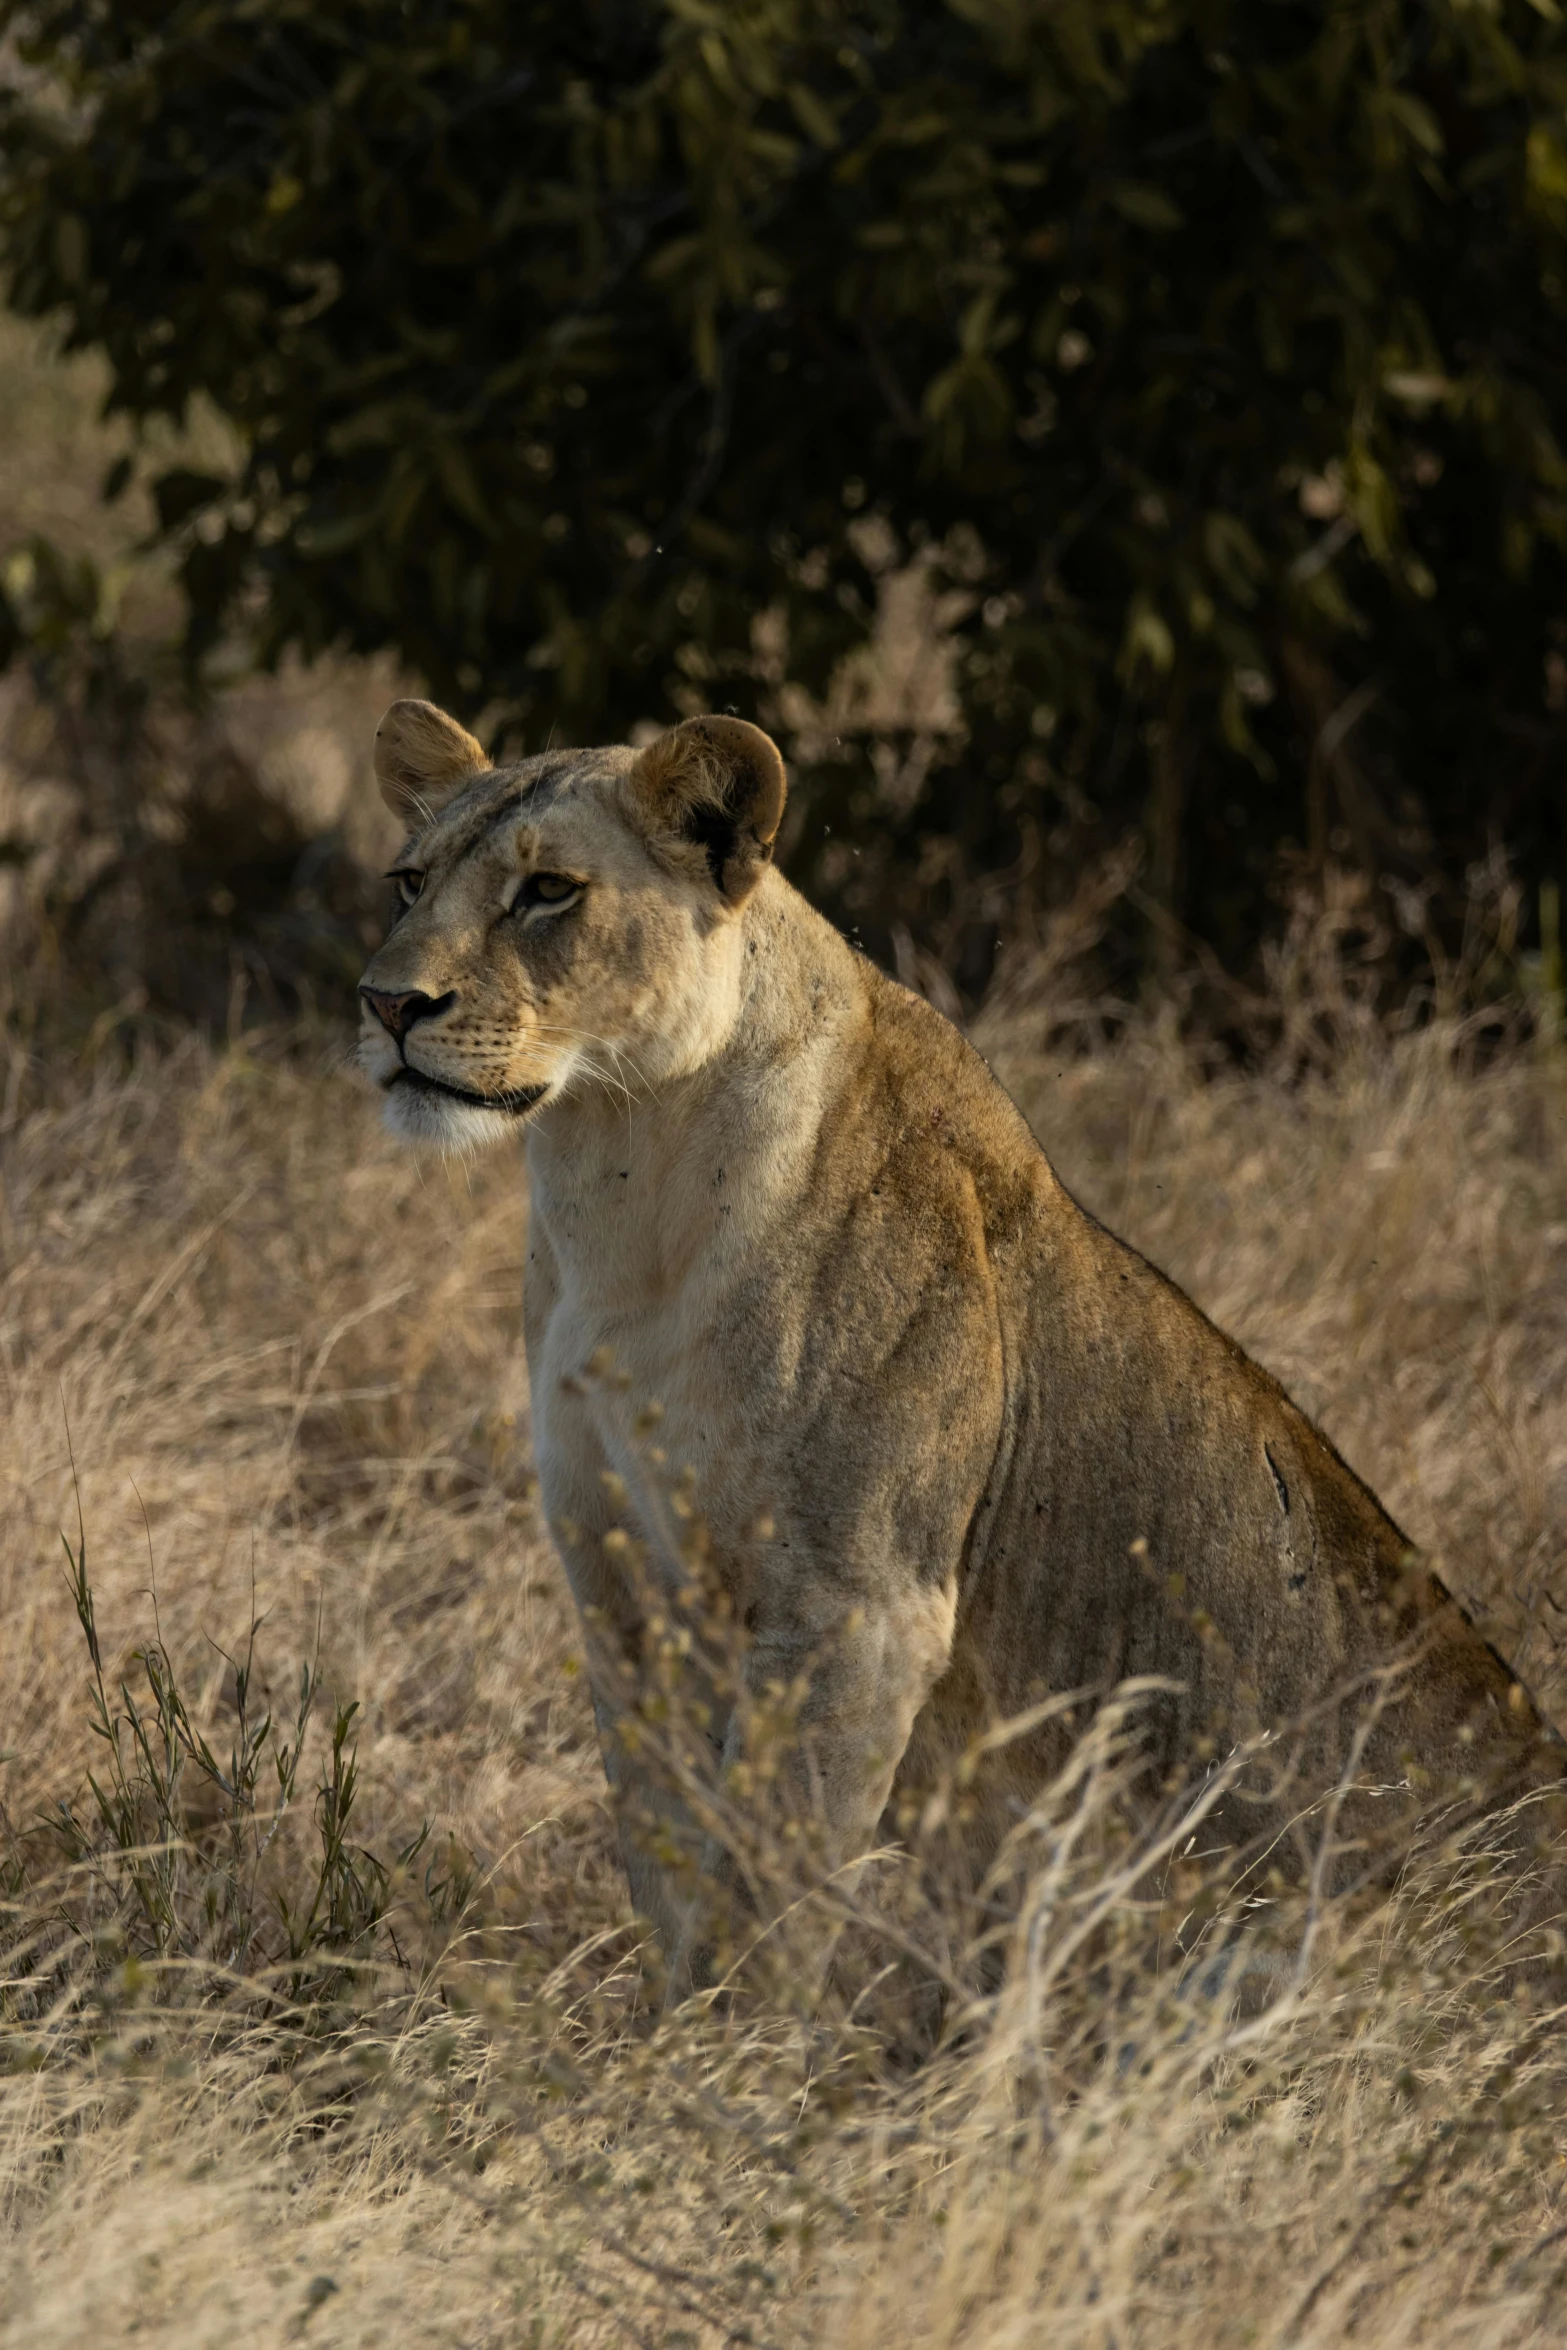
top-left (665, 1575), bottom-right (959, 2006)
top-left (544, 1497), bottom-right (726, 1967)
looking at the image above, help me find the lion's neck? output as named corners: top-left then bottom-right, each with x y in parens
top-left (524, 873), bottom-right (865, 1314)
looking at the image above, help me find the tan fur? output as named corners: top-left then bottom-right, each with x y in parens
top-left (356, 710), bottom-right (1565, 1993)
top-left (373, 699), bottom-right (488, 825)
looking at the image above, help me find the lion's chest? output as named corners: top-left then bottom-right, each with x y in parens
top-left (523, 1167), bottom-right (792, 1610)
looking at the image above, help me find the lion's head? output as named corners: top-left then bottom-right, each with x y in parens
top-left (356, 701), bottom-right (787, 1150)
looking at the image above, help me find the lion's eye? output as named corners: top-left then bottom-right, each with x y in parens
top-left (518, 871), bottom-right (582, 910)
top-left (388, 869), bottom-right (425, 908)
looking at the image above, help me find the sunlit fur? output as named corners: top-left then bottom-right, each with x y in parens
top-left (357, 703), bottom-right (1566, 2007)
top-left (356, 729), bottom-right (756, 1155)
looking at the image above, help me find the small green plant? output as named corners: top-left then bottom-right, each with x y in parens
top-left (39, 1502), bottom-right (448, 1999)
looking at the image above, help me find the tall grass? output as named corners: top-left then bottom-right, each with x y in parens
top-left (3, 996), bottom-right (1567, 2345)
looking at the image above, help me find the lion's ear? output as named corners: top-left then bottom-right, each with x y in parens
top-left (630, 716), bottom-right (787, 904)
top-left (373, 700), bottom-right (488, 824)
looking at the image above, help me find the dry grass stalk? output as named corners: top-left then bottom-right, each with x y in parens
top-left (3, 998), bottom-right (1566, 2345)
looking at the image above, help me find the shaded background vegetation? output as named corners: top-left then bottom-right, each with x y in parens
top-left (1, 0), bottom-right (1565, 1023)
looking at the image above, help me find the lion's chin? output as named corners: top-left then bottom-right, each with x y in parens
top-left (380, 1066), bottom-right (545, 1154)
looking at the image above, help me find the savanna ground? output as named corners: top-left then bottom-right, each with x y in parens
top-left (3, 962), bottom-right (1567, 2349)
top-left (5, 310), bottom-right (1567, 2350)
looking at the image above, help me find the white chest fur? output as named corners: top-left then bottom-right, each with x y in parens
top-left (521, 1031), bottom-right (834, 1587)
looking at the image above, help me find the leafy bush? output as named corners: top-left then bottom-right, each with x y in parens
top-left (2, 0), bottom-right (1566, 996)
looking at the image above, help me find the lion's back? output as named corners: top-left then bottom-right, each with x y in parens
top-left (847, 963), bottom-right (1556, 1844)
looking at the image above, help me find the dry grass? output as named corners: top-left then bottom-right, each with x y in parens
top-left (3, 1003), bottom-right (1567, 2348)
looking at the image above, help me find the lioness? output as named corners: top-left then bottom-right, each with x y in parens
top-left (357, 699), bottom-right (1563, 1991)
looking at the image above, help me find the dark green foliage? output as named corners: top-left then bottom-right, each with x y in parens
top-left (3, 0), bottom-right (1567, 993)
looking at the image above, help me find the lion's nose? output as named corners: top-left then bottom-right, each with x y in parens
top-left (359, 985), bottom-right (453, 1042)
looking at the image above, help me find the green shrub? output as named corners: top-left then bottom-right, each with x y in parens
top-left (2, 1), bottom-right (1566, 994)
